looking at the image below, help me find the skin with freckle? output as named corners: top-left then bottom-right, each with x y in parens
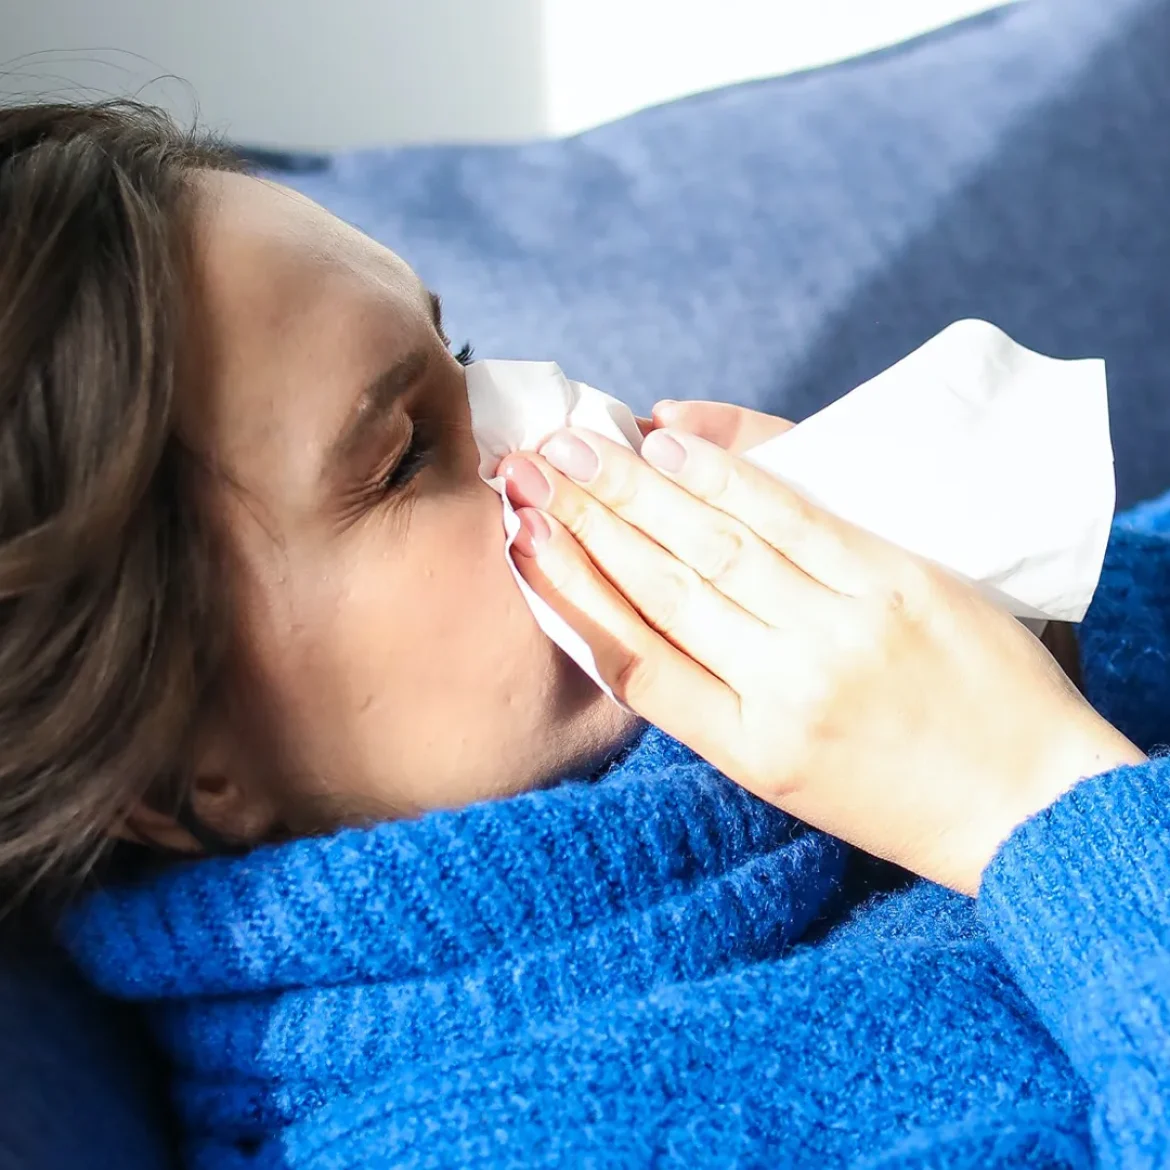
top-left (177, 173), bottom-right (638, 838)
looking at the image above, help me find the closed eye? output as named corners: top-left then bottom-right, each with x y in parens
top-left (378, 420), bottom-right (436, 496)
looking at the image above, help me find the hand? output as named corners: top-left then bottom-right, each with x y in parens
top-left (499, 403), bottom-right (1144, 895)
top-left (655, 401), bottom-right (1087, 695)
top-left (637, 399), bottom-right (795, 451)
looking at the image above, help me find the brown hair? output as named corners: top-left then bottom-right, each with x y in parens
top-left (0, 100), bottom-right (242, 905)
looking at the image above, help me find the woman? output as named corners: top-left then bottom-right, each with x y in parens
top-left (4, 101), bottom-right (1168, 1166)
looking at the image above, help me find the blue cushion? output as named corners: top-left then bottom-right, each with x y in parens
top-left (5, 1), bottom-right (1169, 1165)
top-left (0, 924), bottom-right (176, 1169)
top-left (266, 0), bottom-right (1170, 510)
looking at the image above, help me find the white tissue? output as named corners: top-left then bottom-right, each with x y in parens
top-left (466, 320), bottom-right (1115, 702)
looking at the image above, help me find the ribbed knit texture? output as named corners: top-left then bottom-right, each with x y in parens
top-left (61, 496), bottom-right (1170, 1168)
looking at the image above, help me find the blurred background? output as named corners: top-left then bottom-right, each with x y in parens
top-left (2, 0), bottom-right (1012, 148)
top-left (5, 0), bottom-right (1168, 511)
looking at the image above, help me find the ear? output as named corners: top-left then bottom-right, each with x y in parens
top-left (121, 714), bottom-right (282, 855)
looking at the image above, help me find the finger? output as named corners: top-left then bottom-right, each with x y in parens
top-left (641, 427), bottom-right (878, 595)
top-left (501, 450), bottom-right (774, 687)
top-left (653, 400), bottom-right (795, 454)
top-left (515, 430), bottom-right (826, 629)
top-left (509, 507), bottom-right (743, 731)
top-left (635, 415), bottom-right (654, 438)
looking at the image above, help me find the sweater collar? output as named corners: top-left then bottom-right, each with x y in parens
top-left (63, 727), bottom-right (847, 1002)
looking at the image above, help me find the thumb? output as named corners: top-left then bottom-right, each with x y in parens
top-left (652, 400), bottom-right (795, 453)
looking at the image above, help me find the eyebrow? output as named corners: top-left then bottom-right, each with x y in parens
top-left (323, 289), bottom-right (448, 480)
top-left (326, 347), bottom-right (431, 476)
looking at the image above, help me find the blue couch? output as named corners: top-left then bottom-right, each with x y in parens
top-left (4, 0), bottom-right (1169, 1164)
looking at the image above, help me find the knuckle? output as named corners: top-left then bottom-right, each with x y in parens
top-left (855, 552), bottom-right (934, 625)
top-left (535, 542), bottom-right (578, 596)
top-left (681, 437), bottom-right (735, 502)
top-left (704, 454), bottom-right (738, 504)
top-left (696, 525), bottom-right (748, 587)
top-left (647, 561), bottom-right (697, 633)
top-left (781, 481), bottom-right (816, 524)
top-left (594, 457), bottom-right (641, 515)
top-left (725, 736), bottom-right (803, 802)
top-left (755, 481), bottom-right (820, 555)
top-left (612, 646), bottom-right (657, 705)
top-left (862, 589), bottom-right (904, 639)
top-left (756, 472), bottom-right (813, 526)
top-left (890, 558), bottom-right (936, 611)
top-left (556, 491), bottom-right (601, 547)
top-left (784, 492), bottom-right (821, 543)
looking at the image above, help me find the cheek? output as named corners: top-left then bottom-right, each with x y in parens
top-left (391, 490), bottom-right (548, 677)
top-left (234, 480), bottom-right (633, 816)
top-left (315, 485), bottom-right (570, 806)
top-left (330, 483), bottom-right (559, 750)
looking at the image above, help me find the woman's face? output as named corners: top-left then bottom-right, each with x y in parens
top-left (182, 172), bottom-right (638, 832)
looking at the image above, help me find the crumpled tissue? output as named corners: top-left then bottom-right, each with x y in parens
top-left (466, 319), bottom-right (1115, 702)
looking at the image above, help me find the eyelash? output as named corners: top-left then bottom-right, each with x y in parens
top-left (374, 335), bottom-right (473, 498)
top-left (433, 291), bottom-right (474, 366)
top-left (378, 419), bottom-right (436, 496)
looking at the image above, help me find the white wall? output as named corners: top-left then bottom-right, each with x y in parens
top-left (0, 0), bottom-right (1013, 149)
top-left (543, 0), bottom-right (1016, 136)
top-left (0, 0), bottom-right (548, 148)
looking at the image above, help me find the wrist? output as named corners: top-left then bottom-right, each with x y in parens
top-left (975, 708), bottom-right (1146, 894)
top-left (1034, 708), bottom-right (1146, 806)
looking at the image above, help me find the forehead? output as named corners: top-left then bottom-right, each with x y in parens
top-left (194, 170), bottom-right (424, 304)
top-left (184, 172), bottom-right (432, 490)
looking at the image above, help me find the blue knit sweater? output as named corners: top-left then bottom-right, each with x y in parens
top-left (61, 497), bottom-right (1170, 1169)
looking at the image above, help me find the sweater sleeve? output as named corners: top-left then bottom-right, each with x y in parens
top-left (1077, 520), bottom-right (1170, 753)
top-left (978, 757), bottom-right (1170, 1169)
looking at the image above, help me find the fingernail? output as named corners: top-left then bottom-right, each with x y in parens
top-left (503, 456), bottom-right (551, 508)
top-left (540, 430), bottom-right (599, 483)
top-left (511, 507), bottom-right (550, 557)
top-left (641, 430), bottom-right (687, 473)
